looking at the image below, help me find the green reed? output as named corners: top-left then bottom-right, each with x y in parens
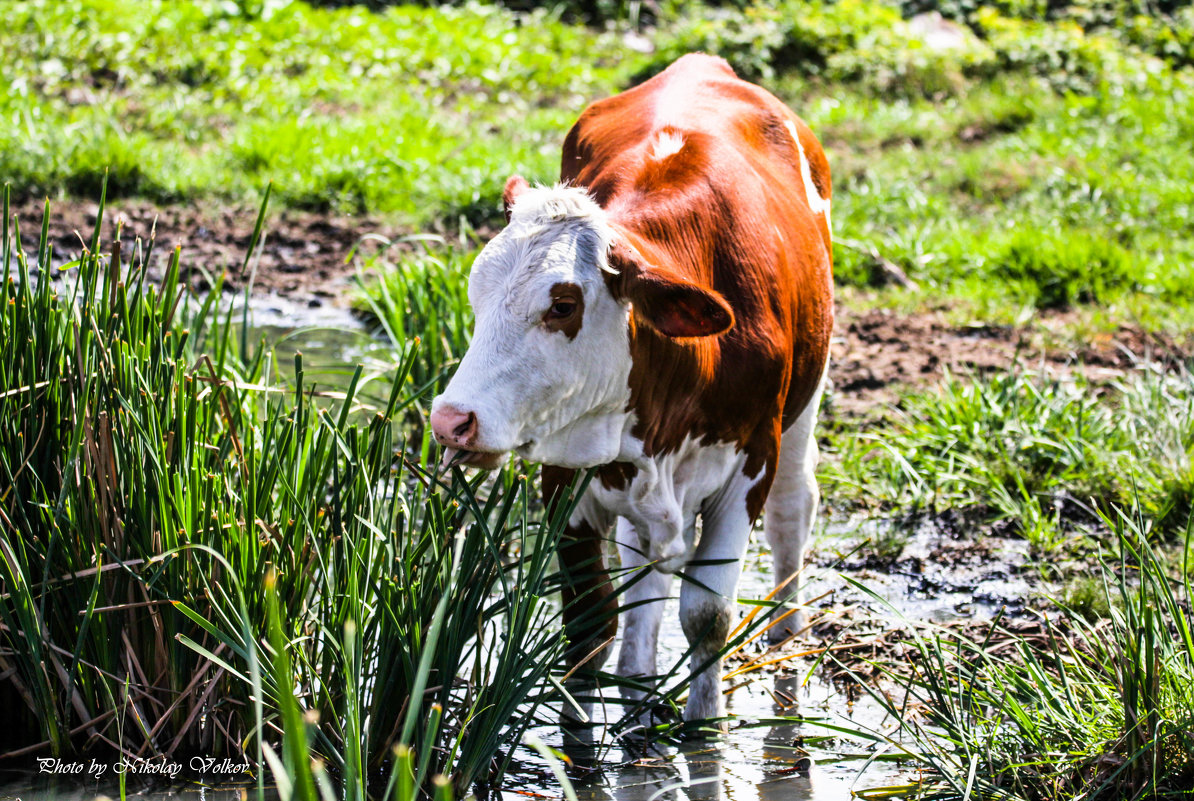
top-left (0, 185), bottom-right (579, 797)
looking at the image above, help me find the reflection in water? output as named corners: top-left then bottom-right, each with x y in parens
top-left (680, 746), bottom-right (721, 801)
top-left (543, 666), bottom-right (904, 801)
top-left (0, 775), bottom-right (263, 801)
top-left (758, 675), bottom-right (816, 801)
top-left (512, 507), bottom-right (1023, 801)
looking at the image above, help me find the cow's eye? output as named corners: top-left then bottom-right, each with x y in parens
top-left (542, 283), bottom-right (584, 337)
top-left (547, 300), bottom-right (577, 319)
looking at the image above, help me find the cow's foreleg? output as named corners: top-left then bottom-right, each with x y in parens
top-left (558, 516), bottom-right (618, 670)
top-left (764, 373), bottom-right (825, 642)
top-left (615, 517), bottom-right (672, 709)
top-left (543, 466), bottom-right (618, 720)
top-left (679, 475), bottom-right (755, 725)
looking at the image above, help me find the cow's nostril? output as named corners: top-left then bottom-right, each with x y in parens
top-left (430, 404), bottom-right (479, 448)
top-left (453, 412), bottom-right (476, 440)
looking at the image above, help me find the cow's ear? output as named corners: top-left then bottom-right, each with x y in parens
top-left (611, 242), bottom-right (734, 339)
top-left (503, 175), bottom-right (529, 222)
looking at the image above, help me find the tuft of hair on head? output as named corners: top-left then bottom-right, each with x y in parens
top-left (510, 183), bottom-right (601, 224)
top-left (508, 184), bottom-right (617, 273)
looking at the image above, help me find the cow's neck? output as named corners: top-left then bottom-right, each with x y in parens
top-left (600, 218), bottom-right (728, 460)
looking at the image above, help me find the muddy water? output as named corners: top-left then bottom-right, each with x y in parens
top-left (504, 515), bottom-right (1033, 801)
top-left (227, 293), bottom-right (402, 406)
top-left (507, 555), bottom-right (915, 801)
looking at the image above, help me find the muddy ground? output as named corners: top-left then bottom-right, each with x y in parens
top-left (11, 196), bottom-right (400, 301)
top-left (14, 196), bottom-right (1190, 420)
top-left (832, 307), bottom-right (1192, 415)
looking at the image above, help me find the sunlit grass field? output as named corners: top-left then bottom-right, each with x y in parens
top-left (3, 0), bottom-right (1194, 798)
top-left (5, 0), bottom-right (1194, 326)
top-left (0, 0), bottom-right (641, 217)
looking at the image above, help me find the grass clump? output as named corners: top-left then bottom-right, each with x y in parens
top-left (352, 240), bottom-right (474, 393)
top-left (839, 510), bottom-right (1194, 799)
top-left (0, 188), bottom-right (574, 797)
top-left (994, 226), bottom-right (1138, 310)
top-left (823, 367), bottom-right (1194, 548)
top-left (1061, 574), bottom-right (1115, 622)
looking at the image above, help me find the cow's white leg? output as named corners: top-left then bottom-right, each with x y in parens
top-left (764, 371), bottom-right (826, 642)
top-left (615, 517), bottom-right (672, 708)
top-left (679, 472), bottom-right (756, 724)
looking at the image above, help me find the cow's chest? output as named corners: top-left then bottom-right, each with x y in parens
top-left (587, 437), bottom-right (757, 571)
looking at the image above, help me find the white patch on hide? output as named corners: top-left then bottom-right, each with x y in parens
top-left (785, 120), bottom-right (832, 229)
top-left (649, 130), bottom-right (685, 161)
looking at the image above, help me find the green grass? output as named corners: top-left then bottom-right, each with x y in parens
top-left (0, 0), bottom-right (648, 221)
top-left (823, 366), bottom-right (1194, 550)
top-left (803, 66), bottom-right (1194, 325)
top-left (0, 187), bottom-right (578, 796)
top-left (7, 0), bottom-right (1194, 325)
top-left (351, 239), bottom-right (474, 395)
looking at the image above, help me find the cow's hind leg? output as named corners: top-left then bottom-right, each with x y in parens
top-left (764, 373), bottom-right (825, 643)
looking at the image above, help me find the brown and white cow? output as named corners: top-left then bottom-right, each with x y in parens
top-left (430, 54), bottom-right (833, 723)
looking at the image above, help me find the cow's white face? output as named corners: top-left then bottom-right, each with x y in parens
top-left (430, 180), bottom-right (736, 470)
top-left (430, 185), bottom-right (634, 469)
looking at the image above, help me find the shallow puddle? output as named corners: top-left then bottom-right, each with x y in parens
top-left (504, 512), bottom-right (1036, 800)
top-left (225, 292), bottom-right (404, 409)
top-left (508, 615), bottom-right (911, 801)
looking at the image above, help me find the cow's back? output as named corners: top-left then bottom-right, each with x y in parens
top-left (560, 54), bottom-right (833, 479)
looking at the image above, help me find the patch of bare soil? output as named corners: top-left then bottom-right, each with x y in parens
top-left (10, 196), bottom-right (398, 303)
top-left (830, 307), bottom-right (1192, 415)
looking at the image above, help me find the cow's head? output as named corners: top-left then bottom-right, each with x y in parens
top-left (430, 177), bottom-right (733, 470)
